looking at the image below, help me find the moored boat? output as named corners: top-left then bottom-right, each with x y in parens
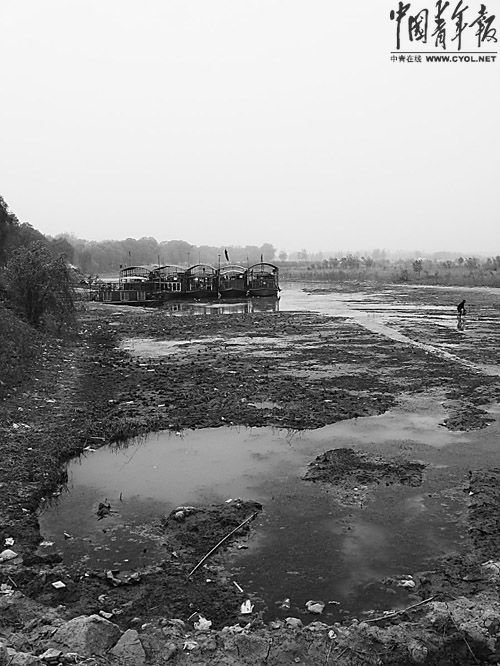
top-left (151, 264), bottom-right (186, 299)
top-left (217, 264), bottom-right (247, 299)
top-left (246, 262), bottom-right (280, 297)
top-left (184, 264), bottom-right (217, 299)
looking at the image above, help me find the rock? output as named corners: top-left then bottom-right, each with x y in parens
top-left (0, 642), bottom-right (9, 666)
top-left (6, 650), bottom-right (42, 666)
top-left (40, 648), bottom-right (62, 662)
top-left (285, 617), bottom-right (303, 628)
top-left (109, 629), bottom-right (145, 665)
top-left (52, 614), bottom-right (121, 656)
top-left (0, 549), bottom-right (18, 563)
top-left (161, 643), bottom-right (178, 661)
top-left (407, 639), bottom-right (428, 663)
top-left (305, 600), bottom-right (325, 614)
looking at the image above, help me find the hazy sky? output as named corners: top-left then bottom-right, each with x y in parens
top-left (1, 1), bottom-right (499, 254)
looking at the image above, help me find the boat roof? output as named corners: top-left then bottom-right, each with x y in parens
top-left (186, 263), bottom-right (217, 274)
top-left (219, 264), bottom-right (245, 274)
top-left (155, 264), bottom-right (186, 274)
top-left (247, 262), bottom-right (279, 272)
top-left (119, 265), bottom-right (157, 275)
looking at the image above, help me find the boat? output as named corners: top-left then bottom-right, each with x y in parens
top-left (217, 264), bottom-right (247, 299)
top-left (94, 260), bottom-right (281, 304)
top-left (150, 264), bottom-right (186, 299)
top-left (184, 264), bottom-right (218, 299)
top-left (97, 266), bottom-right (156, 304)
top-left (246, 262), bottom-right (280, 297)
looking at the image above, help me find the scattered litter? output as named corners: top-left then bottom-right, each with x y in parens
top-left (98, 594), bottom-right (107, 603)
top-left (398, 579), bottom-right (416, 588)
top-left (183, 640), bottom-right (199, 651)
top-left (305, 600), bottom-right (325, 614)
top-left (481, 560), bottom-right (500, 579)
top-left (394, 575), bottom-right (416, 588)
top-left (63, 532), bottom-right (73, 539)
top-left (279, 598), bottom-right (291, 610)
top-left (105, 570), bottom-right (141, 586)
top-left (4, 537), bottom-right (14, 546)
top-left (52, 581), bottom-right (66, 589)
top-left (168, 619), bottom-right (187, 631)
top-left (240, 599), bottom-right (254, 614)
top-left (194, 615), bottom-right (212, 631)
top-left (0, 583), bottom-right (14, 596)
top-left (99, 610), bottom-right (114, 619)
top-left (233, 581), bottom-right (244, 593)
top-left (39, 540), bottom-right (54, 547)
top-left (0, 549), bottom-right (18, 563)
top-left (285, 617), bottom-right (303, 628)
top-left (221, 623), bottom-right (251, 634)
top-left (172, 506), bottom-right (196, 522)
top-left (83, 447), bottom-right (96, 452)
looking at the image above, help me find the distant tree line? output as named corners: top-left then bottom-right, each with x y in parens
top-left (280, 253), bottom-right (500, 287)
top-left (61, 235), bottom-right (276, 275)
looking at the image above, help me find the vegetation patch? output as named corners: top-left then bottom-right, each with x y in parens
top-left (0, 304), bottom-right (43, 399)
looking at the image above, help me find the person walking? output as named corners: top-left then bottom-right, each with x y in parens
top-left (457, 299), bottom-right (466, 330)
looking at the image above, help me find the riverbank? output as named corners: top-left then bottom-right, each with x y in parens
top-left (1, 293), bottom-right (500, 664)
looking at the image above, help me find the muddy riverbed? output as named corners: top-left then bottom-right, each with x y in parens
top-left (1, 282), bottom-right (500, 664)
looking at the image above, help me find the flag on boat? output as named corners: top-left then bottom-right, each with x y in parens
top-left (224, 248), bottom-right (229, 262)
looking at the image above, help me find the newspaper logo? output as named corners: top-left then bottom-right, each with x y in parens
top-left (390, 1), bottom-right (498, 62)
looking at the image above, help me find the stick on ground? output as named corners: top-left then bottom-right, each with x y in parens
top-left (187, 512), bottom-right (258, 578)
top-left (365, 596), bottom-right (436, 623)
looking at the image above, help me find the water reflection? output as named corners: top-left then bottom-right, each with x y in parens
top-left (38, 418), bottom-right (477, 621)
top-left (160, 297), bottom-right (279, 315)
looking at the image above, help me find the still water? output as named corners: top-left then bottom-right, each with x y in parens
top-left (38, 403), bottom-right (500, 622)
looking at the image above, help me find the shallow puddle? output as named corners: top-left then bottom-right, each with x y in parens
top-left (38, 400), bottom-right (500, 622)
top-left (122, 337), bottom-right (225, 356)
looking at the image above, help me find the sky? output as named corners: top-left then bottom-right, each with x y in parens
top-left (1, 0), bottom-right (499, 255)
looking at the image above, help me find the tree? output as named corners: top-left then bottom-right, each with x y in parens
top-left (412, 259), bottom-right (423, 277)
top-left (0, 196), bottom-right (47, 267)
top-left (4, 241), bottom-right (76, 331)
top-left (260, 243), bottom-right (276, 261)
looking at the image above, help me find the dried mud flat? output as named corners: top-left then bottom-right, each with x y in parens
top-left (1, 287), bottom-right (500, 665)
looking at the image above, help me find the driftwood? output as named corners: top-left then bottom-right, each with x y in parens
top-left (366, 595), bottom-right (436, 623)
top-left (187, 512), bottom-right (258, 578)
